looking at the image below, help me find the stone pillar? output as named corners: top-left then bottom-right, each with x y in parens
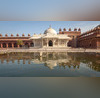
top-left (58, 40), bottom-right (59, 47)
top-left (12, 43), bottom-right (14, 48)
top-left (28, 43), bottom-right (30, 48)
top-left (17, 45), bottom-right (19, 48)
top-left (40, 52), bottom-right (42, 57)
top-left (53, 39), bottom-right (54, 47)
top-left (66, 40), bottom-right (68, 47)
top-left (1, 43), bottom-right (3, 48)
top-left (34, 40), bottom-right (35, 47)
top-left (6, 43), bottom-right (8, 48)
top-left (97, 39), bottom-right (100, 49)
top-left (47, 39), bottom-right (48, 47)
top-left (42, 38), bottom-right (43, 48)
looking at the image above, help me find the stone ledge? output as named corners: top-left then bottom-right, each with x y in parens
top-left (0, 48), bottom-right (100, 54)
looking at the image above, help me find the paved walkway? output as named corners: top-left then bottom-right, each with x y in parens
top-left (0, 48), bottom-right (100, 53)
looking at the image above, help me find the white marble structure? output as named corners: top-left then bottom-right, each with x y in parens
top-left (30, 26), bottom-right (71, 48)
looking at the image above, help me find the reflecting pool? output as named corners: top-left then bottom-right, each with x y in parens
top-left (0, 52), bottom-right (100, 77)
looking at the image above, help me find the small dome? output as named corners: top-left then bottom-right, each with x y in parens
top-left (44, 26), bottom-right (57, 35)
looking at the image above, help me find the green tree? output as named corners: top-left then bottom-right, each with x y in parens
top-left (17, 40), bottom-right (24, 46)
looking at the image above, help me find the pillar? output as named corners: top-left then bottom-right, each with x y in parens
top-left (0, 43), bottom-right (3, 48)
top-left (42, 38), bottom-right (43, 48)
top-left (66, 40), bottom-right (68, 47)
top-left (34, 40), bottom-right (35, 47)
top-left (47, 39), bottom-right (48, 47)
top-left (6, 43), bottom-right (8, 48)
top-left (97, 39), bottom-right (100, 49)
top-left (28, 43), bottom-right (30, 48)
top-left (40, 52), bottom-right (43, 57)
top-left (53, 39), bottom-right (54, 47)
top-left (17, 45), bottom-right (19, 48)
top-left (12, 43), bottom-right (14, 48)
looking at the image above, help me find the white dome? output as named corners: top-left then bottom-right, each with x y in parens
top-left (44, 27), bottom-right (57, 35)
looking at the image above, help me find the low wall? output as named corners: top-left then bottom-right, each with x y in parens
top-left (0, 48), bottom-right (100, 54)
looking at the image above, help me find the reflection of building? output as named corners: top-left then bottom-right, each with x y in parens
top-left (77, 25), bottom-right (100, 49)
top-left (0, 52), bottom-right (100, 71)
top-left (31, 52), bottom-right (80, 70)
top-left (30, 26), bottom-right (71, 48)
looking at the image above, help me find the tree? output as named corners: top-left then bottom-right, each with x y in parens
top-left (17, 40), bottom-right (24, 46)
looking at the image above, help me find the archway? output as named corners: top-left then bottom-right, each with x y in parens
top-left (3, 43), bottom-right (6, 48)
top-left (14, 43), bottom-right (17, 48)
top-left (49, 40), bottom-right (53, 46)
top-left (30, 43), bottom-right (34, 47)
top-left (8, 43), bottom-right (12, 48)
top-left (25, 42), bottom-right (29, 48)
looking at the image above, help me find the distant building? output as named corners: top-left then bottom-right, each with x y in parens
top-left (77, 25), bottom-right (100, 49)
top-left (59, 28), bottom-right (81, 47)
top-left (0, 26), bottom-right (71, 49)
top-left (0, 25), bottom-right (100, 49)
top-left (0, 34), bottom-right (33, 48)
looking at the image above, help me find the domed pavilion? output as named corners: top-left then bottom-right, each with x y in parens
top-left (30, 26), bottom-right (71, 48)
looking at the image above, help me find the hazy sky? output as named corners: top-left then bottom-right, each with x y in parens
top-left (0, 21), bottom-right (99, 36)
top-left (0, 0), bottom-right (100, 36)
top-left (0, 0), bottom-right (100, 21)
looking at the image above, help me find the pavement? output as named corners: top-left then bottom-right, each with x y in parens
top-left (0, 48), bottom-right (100, 53)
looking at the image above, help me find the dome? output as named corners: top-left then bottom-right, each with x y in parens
top-left (44, 26), bottom-right (57, 35)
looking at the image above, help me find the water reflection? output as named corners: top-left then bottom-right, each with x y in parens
top-left (0, 52), bottom-right (100, 72)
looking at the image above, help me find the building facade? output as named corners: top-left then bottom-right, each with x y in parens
top-left (0, 27), bottom-right (71, 49)
top-left (30, 27), bottom-right (71, 48)
top-left (77, 25), bottom-right (100, 49)
top-left (59, 28), bottom-right (81, 47)
top-left (0, 25), bottom-right (100, 49)
top-left (0, 34), bottom-right (34, 48)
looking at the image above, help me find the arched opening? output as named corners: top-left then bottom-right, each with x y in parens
top-left (25, 42), bottom-right (29, 48)
top-left (8, 43), bottom-right (12, 48)
top-left (3, 43), bottom-right (6, 48)
top-left (14, 43), bottom-right (17, 48)
top-left (49, 40), bottom-right (53, 46)
top-left (30, 43), bottom-right (34, 47)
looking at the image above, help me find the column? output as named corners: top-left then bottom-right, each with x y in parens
top-left (0, 43), bottom-right (3, 48)
top-left (47, 39), bottom-right (48, 47)
top-left (34, 40), bottom-right (35, 47)
top-left (97, 39), bottom-right (100, 49)
top-left (12, 43), bottom-right (14, 48)
top-left (58, 39), bottom-right (59, 47)
top-left (66, 40), bottom-right (68, 47)
top-left (6, 43), bottom-right (8, 48)
top-left (17, 45), bottom-right (19, 48)
top-left (41, 38), bottom-right (43, 48)
top-left (28, 43), bottom-right (30, 48)
top-left (53, 39), bottom-right (54, 47)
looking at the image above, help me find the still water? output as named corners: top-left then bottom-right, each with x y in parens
top-left (0, 52), bottom-right (100, 77)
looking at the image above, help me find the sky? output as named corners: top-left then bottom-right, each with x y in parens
top-left (0, 21), bottom-right (100, 36)
top-left (0, 0), bottom-right (100, 21)
top-left (0, 0), bottom-right (100, 36)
